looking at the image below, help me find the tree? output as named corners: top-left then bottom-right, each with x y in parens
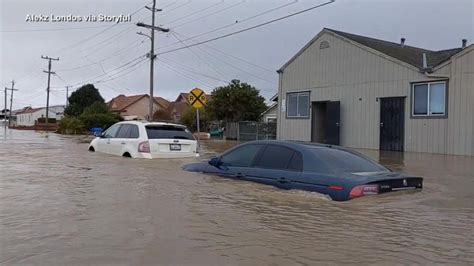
top-left (60, 83), bottom-right (122, 133)
top-left (206, 79), bottom-right (267, 122)
top-left (180, 107), bottom-right (210, 132)
top-left (153, 109), bottom-right (172, 121)
top-left (65, 84), bottom-right (105, 116)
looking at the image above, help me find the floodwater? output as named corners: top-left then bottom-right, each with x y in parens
top-left (1, 128), bottom-right (473, 265)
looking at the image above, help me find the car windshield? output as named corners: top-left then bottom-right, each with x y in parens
top-left (145, 125), bottom-right (194, 140)
top-left (310, 147), bottom-right (388, 173)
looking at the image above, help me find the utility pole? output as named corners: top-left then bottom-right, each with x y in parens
top-left (7, 80), bottom-right (18, 127)
top-left (65, 85), bottom-right (71, 107)
top-left (137, 0), bottom-right (169, 121)
top-left (3, 87), bottom-right (7, 129)
top-left (41, 55), bottom-right (59, 130)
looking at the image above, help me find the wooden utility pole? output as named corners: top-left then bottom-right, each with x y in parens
top-left (41, 55), bottom-right (59, 130)
top-left (7, 80), bottom-right (18, 127)
top-left (137, 0), bottom-right (168, 121)
top-left (3, 87), bottom-right (7, 129)
top-left (65, 85), bottom-right (71, 107)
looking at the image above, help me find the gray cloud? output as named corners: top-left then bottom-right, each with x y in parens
top-left (1, 0), bottom-right (473, 109)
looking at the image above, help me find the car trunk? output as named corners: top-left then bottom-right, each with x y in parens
top-left (349, 171), bottom-right (423, 192)
top-left (146, 125), bottom-right (197, 158)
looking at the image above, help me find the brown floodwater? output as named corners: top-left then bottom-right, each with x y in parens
top-left (1, 128), bottom-right (473, 265)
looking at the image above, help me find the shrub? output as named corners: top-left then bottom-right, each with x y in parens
top-left (79, 112), bottom-right (122, 130)
top-left (58, 117), bottom-right (85, 135)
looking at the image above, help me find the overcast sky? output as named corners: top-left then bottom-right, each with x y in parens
top-left (1, 0), bottom-right (473, 110)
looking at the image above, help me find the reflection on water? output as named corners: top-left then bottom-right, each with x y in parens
top-left (1, 128), bottom-right (473, 265)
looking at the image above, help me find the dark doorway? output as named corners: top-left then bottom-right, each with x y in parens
top-left (311, 101), bottom-right (340, 145)
top-left (380, 97), bottom-right (405, 151)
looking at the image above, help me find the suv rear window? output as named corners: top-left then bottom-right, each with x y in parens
top-left (145, 125), bottom-right (194, 140)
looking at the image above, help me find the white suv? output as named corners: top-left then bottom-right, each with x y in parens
top-left (88, 121), bottom-right (199, 159)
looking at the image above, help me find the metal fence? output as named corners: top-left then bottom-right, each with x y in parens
top-left (225, 121), bottom-right (276, 141)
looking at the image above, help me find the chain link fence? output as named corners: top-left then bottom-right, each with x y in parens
top-left (225, 121), bottom-right (276, 141)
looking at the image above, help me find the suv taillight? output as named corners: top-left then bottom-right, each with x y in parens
top-left (138, 141), bottom-right (150, 153)
top-left (349, 185), bottom-right (379, 199)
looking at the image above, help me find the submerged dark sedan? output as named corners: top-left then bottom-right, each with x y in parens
top-left (183, 140), bottom-right (423, 201)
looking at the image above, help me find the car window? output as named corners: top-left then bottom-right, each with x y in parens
top-left (116, 124), bottom-right (131, 138)
top-left (221, 144), bottom-right (262, 167)
top-left (146, 125), bottom-right (194, 140)
top-left (310, 147), bottom-right (388, 173)
top-left (288, 152), bottom-right (303, 171)
top-left (255, 145), bottom-right (300, 170)
top-left (129, 125), bottom-right (139, 138)
top-left (104, 124), bottom-right (121, 138)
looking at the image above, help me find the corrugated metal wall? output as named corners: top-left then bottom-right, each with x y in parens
top-left (277, 32), bottom-right (473, 155)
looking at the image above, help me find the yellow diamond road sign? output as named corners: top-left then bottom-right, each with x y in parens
top-left (188, 88), bottom-right (207, 109)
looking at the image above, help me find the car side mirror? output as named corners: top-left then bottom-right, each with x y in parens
top-left (99, 132), bottom-right (107, 138)
top-left (208, 156), bottom-right (221, 168)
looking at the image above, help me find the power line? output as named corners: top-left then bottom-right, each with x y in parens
top-left (59, 55), bottom-right (146, 87)
top-left (160, 0), bottom-right (192, 16)
top-left (160, 56), bottom-right (229, 84)
top-left (170, 0), bottom-right (246, 29)
top-left (53, 1), bottom-right (150, 55)
top-left (163, 0), bottom-right (298, 48)
top-left (159, 61), bottom-right (215, 90)
top-left (170, 32), bottom-right (229, 81)
top-left (173, 30), bottom-right (275, 76)
top-left (157, 0), bottom-right (335, 55)
top-left (55, 39), bottom-right (147, 72)
top-left (165, 0), bottom-right (225, 25)
top-left (0, 23), bottom-right (133, 33)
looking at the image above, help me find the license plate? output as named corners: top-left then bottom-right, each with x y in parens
top-left (170, 144), bottom-right (181, 151)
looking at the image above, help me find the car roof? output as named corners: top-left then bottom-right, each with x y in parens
top-left (117, 121), bottom-right (186, 128)
top-left (243, 140), bottom-right (346, 152)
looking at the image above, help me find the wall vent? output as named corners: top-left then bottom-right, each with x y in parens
top-left (320, 41), bottom-right (330, 49)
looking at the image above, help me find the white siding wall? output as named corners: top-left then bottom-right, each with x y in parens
top-left (17, 109), bottom-right (60, 126)
top-left (278, 32), bottom-right (474, 155)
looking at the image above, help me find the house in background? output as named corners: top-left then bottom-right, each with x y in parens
top-left (108, 94), bottom-right (170, 120)
top-left (261, 94), bottom-right (278, 123)
top-left (168, 101), bottom-right (189, 122)
top-left (16, 105), bottom-right (65, 126)
top-left (168, 92), bottom-right (213, 122)
top-left (277, 28), bottom-right (473, 156)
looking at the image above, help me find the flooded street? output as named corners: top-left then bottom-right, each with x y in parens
top-left (1, 128), bottom-right (473, 265)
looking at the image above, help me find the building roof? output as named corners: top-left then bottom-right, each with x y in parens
top-left (154, 97), bottom-right (170, 109)
top-left (326, 29), bottom-right (463, 69)
top-left (260, 103), bottom-right (278, 117)
top-left (16, 107), bottom-right (44, 114)
top-left (108, 94), bottom-right (170, 111)
top-left (279, 28), bottom-right (465, 72)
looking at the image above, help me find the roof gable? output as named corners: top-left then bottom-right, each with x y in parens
top-left (279, 28), bottom-right (464, 72)
top-left (108, 94), bottom-right (171, 111)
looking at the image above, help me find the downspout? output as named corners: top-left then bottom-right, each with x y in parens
top-left (421, 52), bottom-right (449, 79)
top-left (276, 69), bottom-right (283, 140)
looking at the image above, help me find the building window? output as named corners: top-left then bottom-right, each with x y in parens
top-left (287, 92), bottom-right (310, 118)
top-left (412, 81), bottom-right (447, 117)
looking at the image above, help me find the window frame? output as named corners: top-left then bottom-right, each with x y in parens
top-left (411, 80), bottom-right (448, 119)
top-left (286, 91), bottom-right (310, 119)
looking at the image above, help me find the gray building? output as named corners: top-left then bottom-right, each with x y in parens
top-left (277, 28), bottom-right (473, 156)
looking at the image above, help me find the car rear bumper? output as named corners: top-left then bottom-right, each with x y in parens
top-left (136, 152), bottom-right (200, 159)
